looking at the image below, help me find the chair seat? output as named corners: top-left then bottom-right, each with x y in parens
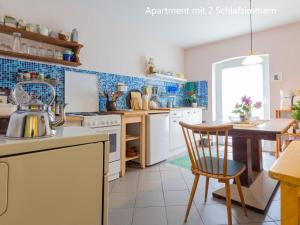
top-left (197, 157), bottom-right (245, 177)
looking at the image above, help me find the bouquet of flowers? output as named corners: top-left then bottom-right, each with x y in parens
top-left (233, 96), bottom-right (262, 118)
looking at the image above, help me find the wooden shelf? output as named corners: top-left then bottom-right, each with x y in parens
top-left (0, 50), bottom-right (81, 67)
top-left (0, 24), bottom-right (83, 67)
top-left (126, 134), bottom-right (140, 142)
top-left (148, 73), bottom-right (187, 83)
top-left (0, 25), bottom-right (83, 49)
top-left (125, 155), bottom-right (139, 162)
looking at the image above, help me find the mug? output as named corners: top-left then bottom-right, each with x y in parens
top-left (39, 26), bottom-right (49, 36)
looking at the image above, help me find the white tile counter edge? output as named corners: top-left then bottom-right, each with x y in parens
top-left (0, 127), bottom-right (109, 157)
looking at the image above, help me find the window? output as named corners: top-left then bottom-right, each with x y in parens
top-left (213, 55), bottom-right (270, 121)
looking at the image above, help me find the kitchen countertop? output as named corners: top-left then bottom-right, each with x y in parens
top-left (269, 141), bottom-right (300, 186)
top-left (0, 126), bottom-right (109, 157)
top-left (65, 107), bottom-right (205, 118)
top-left (66, 115), bottom-right (84, 122)
top-left (109, 109), bottom-right (170, 116)
top-left (158, 107), bottom-right (205, 111)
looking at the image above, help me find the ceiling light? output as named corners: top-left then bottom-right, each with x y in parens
top-left (242, 0), bottom-right (264, 66)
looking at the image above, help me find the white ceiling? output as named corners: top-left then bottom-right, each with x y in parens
top-left (98, 0), bottom-right (300, 48)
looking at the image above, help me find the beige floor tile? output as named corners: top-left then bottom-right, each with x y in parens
top-left (132, 207), bottom-right (167, 225)
top-left (139, 171), bottom-right (161, 180)
top-left (164, 190), bottom-right (190, 206)
top-left (109, 192), bottom-right (136, 209)
top-left (138, 179), bottom-right (162, 192)
top-left (111, 180), bottom-right (138, 193)
top-left (267, 200), bottom-right (281, 221)
top-left (160, 163), bottom-right (181, 171)
top-left (166, 205), bottom-right (204, 225)
top-left (162, 178), bottom-right (188, 191)
top-left (109, 208), bottom-right (133, 225)
top-left (192, 185), bottom-right (225, 205)
top-left (197, 203), bottom-right (239, 225)
top-left (161, 170), bottom-right (183, 180)
top-left (109, 181), bottom-right (115, 193)
top-left (117, 169), bottom-right (140, 182)
top-left (135, 192), bottom-right (165, 207)
top-left (144, 164), bottom-right (161, 171)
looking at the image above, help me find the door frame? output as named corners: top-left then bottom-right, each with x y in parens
top-left (212, 55), bottom-right (270, 121)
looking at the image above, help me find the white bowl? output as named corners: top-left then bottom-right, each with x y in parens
top-left (0, 104), bottom-right (17, 116)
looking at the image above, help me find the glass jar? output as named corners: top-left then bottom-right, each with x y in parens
top-left (12, 32), bottom-right (21, 53)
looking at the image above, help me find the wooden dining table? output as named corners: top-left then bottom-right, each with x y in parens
top-left (212, 118), bottom-right (295, 213)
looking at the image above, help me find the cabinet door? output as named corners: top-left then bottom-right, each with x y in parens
top-left (191, 109), bottom-right (202, 124)
top-left (183, 110), bottom-right (193, 123)
top-left (0, 162), bottom-right (8, 216)
top-left (0, 142), bottom-right (104, 225)
top-left (170, 116), bottom-right (185, 151)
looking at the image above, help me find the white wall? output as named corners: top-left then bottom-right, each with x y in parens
top-left (0, 0), bottom-right (184, 75)
top-left (185, 22), bottom-right (300, 121)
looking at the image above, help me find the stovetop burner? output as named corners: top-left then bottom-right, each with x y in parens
top-left (66, 111), bottom-right (109, 116)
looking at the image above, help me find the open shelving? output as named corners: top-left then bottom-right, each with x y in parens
top-left (0, 24), bottom-right (83, 67)
top-left (148, 73), bottom-right (187, 83)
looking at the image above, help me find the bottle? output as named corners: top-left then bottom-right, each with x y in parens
top-left (71, 28), bottom-right (78, 43)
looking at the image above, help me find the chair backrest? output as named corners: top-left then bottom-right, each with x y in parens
top-left (179, 121), bottom-right (233, 177)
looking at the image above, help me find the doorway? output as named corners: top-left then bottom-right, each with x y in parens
top-left (212, 55), bottom-right (270, 121)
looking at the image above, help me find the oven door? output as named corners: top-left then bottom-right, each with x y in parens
top-left (93, 126), bottom-right (121, 163)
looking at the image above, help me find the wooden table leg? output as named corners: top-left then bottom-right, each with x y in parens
top-left (281, 182), bottom-right (299, 225)
top-left (251, 138), bottom-right (263, 172)
top-left (140, 116), bottom-right (146, 169)
top-left (232, 136), bottom-right (252, 187)
top-left (120, 118), bottom-right (126, 177)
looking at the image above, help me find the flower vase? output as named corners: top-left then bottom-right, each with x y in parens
top-left (240, 113), bottom-right (251, 123)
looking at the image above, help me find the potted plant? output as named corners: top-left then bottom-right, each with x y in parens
top-left (232, 96), bottom-right (262, 122)
top-left (292, 101), bottom-right (300, 128)
top-left (190, 94), bottom-right (198, 108)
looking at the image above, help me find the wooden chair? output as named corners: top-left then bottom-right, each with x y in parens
top-left (276, 121), bottom-right (299, 158)
top-left (180, 122), bottom-right (247, 225)
top-left (276, 132), bottom-right (300, 158)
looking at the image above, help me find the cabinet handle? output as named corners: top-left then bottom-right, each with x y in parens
top-left (0, 162), bottom-right (9, 217)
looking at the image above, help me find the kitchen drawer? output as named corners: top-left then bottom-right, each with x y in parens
top-left (170, 110), bottom-right (183, 118)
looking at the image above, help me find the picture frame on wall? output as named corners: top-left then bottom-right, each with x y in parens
top-left (271, 72), bottom-right (283, 82)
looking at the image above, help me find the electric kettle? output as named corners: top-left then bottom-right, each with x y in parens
top-left (6, 81), bottom-right (66, 138)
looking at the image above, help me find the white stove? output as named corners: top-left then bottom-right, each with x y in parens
top-left (68, 112), bottom-right (121, 181)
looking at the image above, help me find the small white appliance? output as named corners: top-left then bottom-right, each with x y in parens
top-left (146, 113), bottom-right (170, 165)
top-left (70, 112), bottom-right (121, 181)
top-left (280, 90), bottom-right (292, 110)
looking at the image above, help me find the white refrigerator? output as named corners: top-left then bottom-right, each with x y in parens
top-left (146, 113), bottom-right (170, 165)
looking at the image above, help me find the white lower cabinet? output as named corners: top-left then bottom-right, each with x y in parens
top-left (169, 108), bottom-right (202, 155)
top-left (0, 142), bottom-right (106, 225)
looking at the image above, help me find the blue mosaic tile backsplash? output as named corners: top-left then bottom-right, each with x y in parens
top-left (0, 57), bottom-right (208, 110)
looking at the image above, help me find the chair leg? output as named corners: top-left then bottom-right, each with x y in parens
top-left (184, 175), bottom-right (199, 223)
top-left (235, 176), bottom-right (247, 216)
top-left (204, 177), bottom-right (209, 202)
top-left (225, 180), bottom-right (232, 225)
top-left (276, 134), bottom-right (281, 158)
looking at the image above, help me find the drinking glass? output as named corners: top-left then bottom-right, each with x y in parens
top-left (21, 43), bottom-right (28, 54)
top-left (28, 45), bottom-right (37, 55)
top-left (12, 32), bottom-right (21, 53)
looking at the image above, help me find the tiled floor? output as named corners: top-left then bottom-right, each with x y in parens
top-left (108, 151), bottom-right (281, 225)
